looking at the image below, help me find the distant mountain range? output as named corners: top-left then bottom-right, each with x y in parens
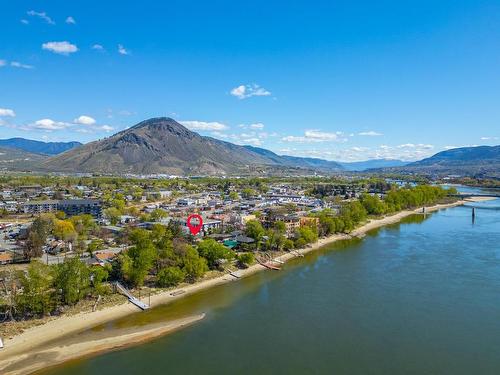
top-left (0, 138), bottom-right (82, 155)
top-left (243, 145), bottom-right (344, 171)
top-left (1, 119), bottom-right (498, 177)
top-left (388, 145), bottom-right (500, 178)
top-left (340, 159), bottom-right (408, 171)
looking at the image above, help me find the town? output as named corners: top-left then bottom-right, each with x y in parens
top-left (0, 175), bottom-right (372, 264)
top-left (0, 173), bottom-right (455, 339)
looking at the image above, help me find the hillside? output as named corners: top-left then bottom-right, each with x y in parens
top-left (0, 147), bottom-right (48, 171)
top-left (0, 138), bottom-right (82, 155)
top-left (389, 145), bottom-right (500, 178)
top-left (243, 146), bottom-right (343, 172)
top-left (44, 117), bottom-right (343, 175)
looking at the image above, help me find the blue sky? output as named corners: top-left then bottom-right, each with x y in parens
top-left (1, 1), bottom-right (500, 161)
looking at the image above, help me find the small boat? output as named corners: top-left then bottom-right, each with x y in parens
top-left (0, 337), bottom-right (4, 349)
top-left (273, 259), bottom-right (285, 264)
top-left (256, 258), bottom-right (281, 270)
top-left (264, 263), bottom-right (281, 271)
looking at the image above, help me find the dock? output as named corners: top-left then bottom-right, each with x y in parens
top-left (114, 282), bottom-right (150, 310)
top-left (228, 270), bottom-right (242, 279)
top-left (256, 258), bottom-right (281, 270)
top-left (170, 290), bottom-right (186, 296)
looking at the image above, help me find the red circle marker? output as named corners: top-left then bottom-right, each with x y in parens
top-left (187, 214), bottom-right (203, 235)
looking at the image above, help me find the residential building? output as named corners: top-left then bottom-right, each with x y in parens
top-left (22, 200), bottom-right (59, 214)
top-left (58, 199), bottom-right (102, 218)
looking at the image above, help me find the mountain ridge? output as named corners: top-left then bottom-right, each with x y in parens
top-left (0, 138), bottom-right (82, 155)
top-left (5, 119), bottom-right (499, 177)
top-left (383, 145), bottom-right (500, 178)
top-left (44, 117), bottom-right (340, 175)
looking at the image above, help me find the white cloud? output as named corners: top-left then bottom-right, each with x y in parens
top-left (92, 44), bottom-right (104, 51)
top-left (230, 84), bottom-right (271, 99)
top-left (396, 143), bottom-right (434, 149)
top-left (42, 41), bottom-right (78, 55)
top-left (21, 19), bottom-right (29, 25)
top-left (0, 60), bottom-right (34, 69)
top-left (242, 138), bottom-right (262, 146)
top-left (32, 119), bottom-right (69, 130)
top-left (118, 110), bottom-right (135, 116)
top-left (277, 143), bottom-right (436, 162)
top-left (10, 61), bottom-right (34, 69)
top-left (209, 129), bottom-right (268, 147)
top-left (118, 44), bottom-right (129, 55)
top-left (0, 108), bottom-right (16, 117)
top-left (480, 136), bottom-right (498, 141)
top-left (282, 130), bottom-right (346, 143)
top-left (73, 115), bottom-right (96, 125)
top-left (249, 123), bottom-right (265, 129)
top-left (65, 16), bottom-right (76, 24)
top-left (27, 10), bottom-right (55, 25)
top-left (180, 121), bottom-right (229, 131)
top-left (358, 131), bottom-right (383, 136)
top-left (99, 125), bottom-right (114, 132)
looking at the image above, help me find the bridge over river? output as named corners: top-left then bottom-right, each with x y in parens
top-left (454, 193), bottom-right (500, 199)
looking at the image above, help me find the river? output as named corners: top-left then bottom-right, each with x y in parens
top-left (40, 194), bottom-right (500, 374)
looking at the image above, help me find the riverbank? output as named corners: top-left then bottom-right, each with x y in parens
top-left (0, 197), bottom-right (492, 374)
top-left (0, 314), bottom-right (205, 375)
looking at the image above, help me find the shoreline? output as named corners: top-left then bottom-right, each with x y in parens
top-left (0, 197), bottom-right (493, 374)
top-left (0, 314), bottom-right (205, 375)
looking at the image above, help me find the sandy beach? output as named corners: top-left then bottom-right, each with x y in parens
top-left (0, 197), bottom-right (492, 375)
top-left (0, 314), bottom-right (205, 375)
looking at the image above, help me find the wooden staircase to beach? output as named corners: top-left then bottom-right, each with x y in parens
top-left (114, 282), bottom-right (150, 310)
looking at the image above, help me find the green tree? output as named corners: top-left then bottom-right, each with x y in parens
top-left (23, 214), bottom-right (54, 260)
top-left (90, 265), bottom-right (110, 295)
top-left (150, 208), bottom-right (167, 222)
top-left (180, 245), bottom-right (208, 282)
top-left (53, 257), bottom-right (90, 305)
top-left (53, 219), bottom-right (77, 242)
top-left (16, 261), bottom-right (54, 316)
top-left (294, 226), bottom-right (318, 248)
top-left (360, 194), bottom-right (387, 216)
top-left (104, 207), bottom-right (121, 225)
top-left (245, 219), bottom-right (265, 248)
top-left (70, 214), bottom-right (97, 237)
top-left (283, 239), bottom-right (294, 251)
top-left (120, 229), bottom-right (157, 287)
top-left (87, 239), bottom-right (104, 256)
top-left (197, 238), bottom-right (234, 269)
top-left (241, 188), bottom-right (257, 198)
top-left (237, 252), bottom-right (255, 268)
top-left (156, 266), bottom-right (185, 287)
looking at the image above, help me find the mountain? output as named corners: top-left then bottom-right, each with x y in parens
top-left (0, 138), bottom-right (82, 155)
top-left (243, 146), bottom-right (343, 171)
top-left (0, 147), bottom-right (48, 171)
top-left (388, 145), bottom-right (500, 178)
top-left (340, 159), bottom-right (407, 171)
top-left (44, 117), bottom-right (345, 175)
